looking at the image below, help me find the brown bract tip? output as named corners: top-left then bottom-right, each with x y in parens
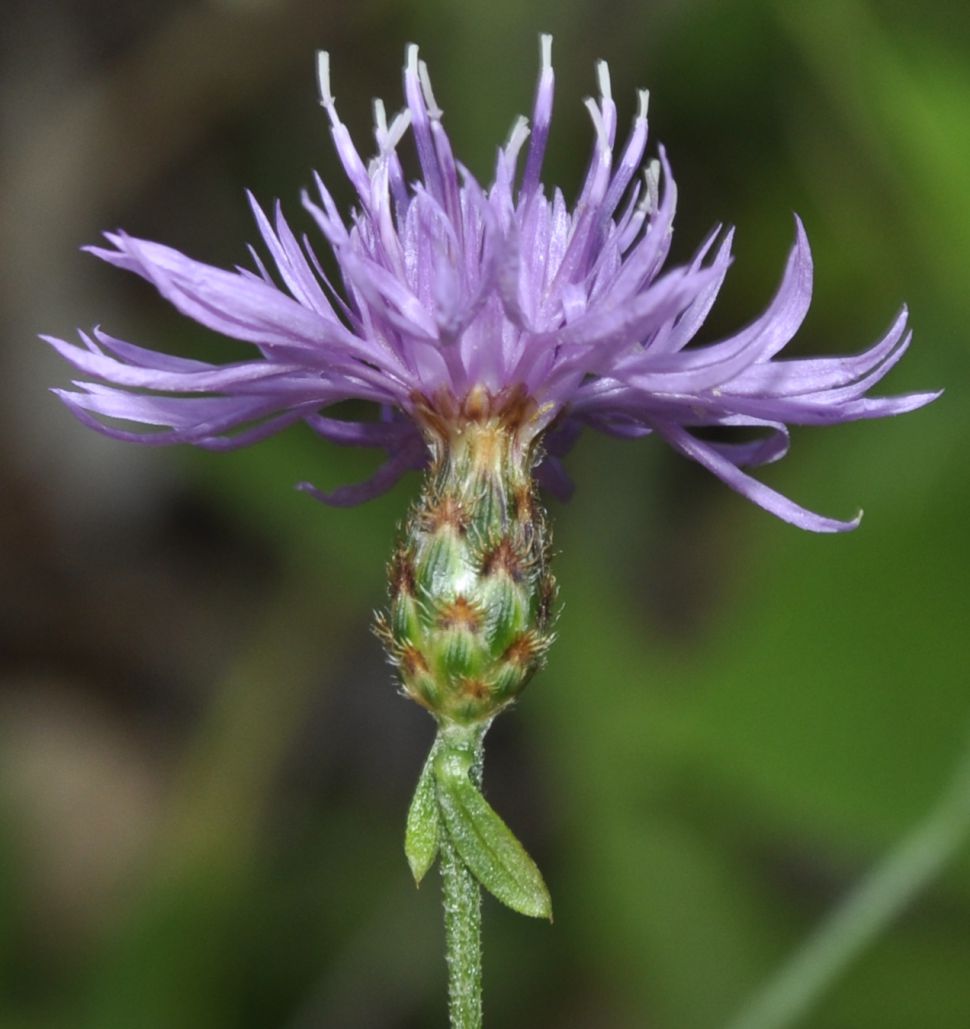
top-left (437, 595), bottom-right (482, 633)
top-left (400, 644), bottom-right (430, 677)
top-left (481, 538), bottom-right (526, 581)
top-left (501, 630), bottom-right (544, 667)
top-left (388, 550), bottom-right (416, 596)
top-left (537, 575), bottom-right (558, 626)
top-left (460, 677), bottom-right (490, 701)
top-left (513, 484), bottom-right (535, 524)
top-left (422, 493), bottom-right (467, 534)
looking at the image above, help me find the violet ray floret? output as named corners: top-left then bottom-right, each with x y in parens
top-left (46, 36), bottom-right (938, 530)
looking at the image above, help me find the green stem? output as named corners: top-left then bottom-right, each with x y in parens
top-left (441, 831), bottom-right (483, 1029)
top-left (439, 725), bottom-right (486, 1029)
top-left (725, 734), bottom-right (970, 1029)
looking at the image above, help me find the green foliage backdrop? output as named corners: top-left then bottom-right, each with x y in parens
top-left (1, 1), bottom-right (966, 1026)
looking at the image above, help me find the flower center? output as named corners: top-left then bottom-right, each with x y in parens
top-left (411, 384), bottom-right (545, 452)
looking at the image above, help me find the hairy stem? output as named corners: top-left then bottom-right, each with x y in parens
top-left (440, 728), bottom-right (486, 1029)
top-left (441, 832), bottom-right (483, 1029)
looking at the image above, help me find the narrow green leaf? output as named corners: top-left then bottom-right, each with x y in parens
top-left (434, 747), bottom-right (552, 920)
top-left (405, 746), bottom-right (441, 885)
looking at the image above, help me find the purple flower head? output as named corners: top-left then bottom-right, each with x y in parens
top-left (46, 36), bottom-right (937, 530)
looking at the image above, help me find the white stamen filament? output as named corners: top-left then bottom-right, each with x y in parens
top-left (637, 88), bottom-right (650, 121)
top-left (539, 33), bottom-right (553, 72)
top-left (371, 100), bottom-right (411, 154)
top-left (315, 51), bottom-right (334, 109)
top-left (584, 97), bottom-right (609, 147)
top-left (644, 160), bottom-right (660, 213)
top-left (418, 59), bottom-right (443, 118)
top-left (405, 44), bottom-right (420, 87)
top-left (505, 115), bottom-right (530, 164)
top-left (596, 60), bottom-right (612, 102)
top-left (373, 97), bottom-right (388, 136)
top-left (386, 109), bottom-right (412, 151)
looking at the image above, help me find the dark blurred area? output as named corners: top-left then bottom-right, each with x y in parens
top-left (2, 1), bottom-right (967, 1026)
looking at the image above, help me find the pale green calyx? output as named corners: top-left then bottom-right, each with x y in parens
top-left (377, 384), bottom-right (557, 727)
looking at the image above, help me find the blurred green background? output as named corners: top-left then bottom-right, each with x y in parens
top-left (1, 0), bottom-right (966, 1026)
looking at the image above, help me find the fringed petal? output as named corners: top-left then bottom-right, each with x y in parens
top-left (44, 332), bottom-right (315, 394)
top-left (247, 193), bottom-right (339, 319)
top-left (297, 436), bottom-right (426, 507)
top-left (403, 45), bottom-right (448, 209)
top-left (726, 309), bottom-right (909, 398)
top-left (315, 52), bottom-right (377, 211)
top-left (535, 264), bottom-right (719, 390)
top-left (520, 34), bottom-right (555, 198)
top-left (53, 383), bottom-right (318, 449)
top-left (304, 413), bottom-right (418, 447)
top-left (700, 417), bottom-right (790, 467)
top-left (643, 227), bottom-right (733, 358)
top-left (656, 421), bottom-right (861, 533)
top-left (87, 233), bottom-right (394, 372)
top-left (613, 217), bottom-right (812, 389)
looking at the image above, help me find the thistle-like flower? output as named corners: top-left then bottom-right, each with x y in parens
top-left (46, 35), bottom-right (936, 964)
top-left (45, 37), bottom-right (935, 532)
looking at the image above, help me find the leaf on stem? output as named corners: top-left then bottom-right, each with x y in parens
top-left (405, 746), bottom-right (441, 885)
top-left (434, 747), bottom-right (553, 920)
